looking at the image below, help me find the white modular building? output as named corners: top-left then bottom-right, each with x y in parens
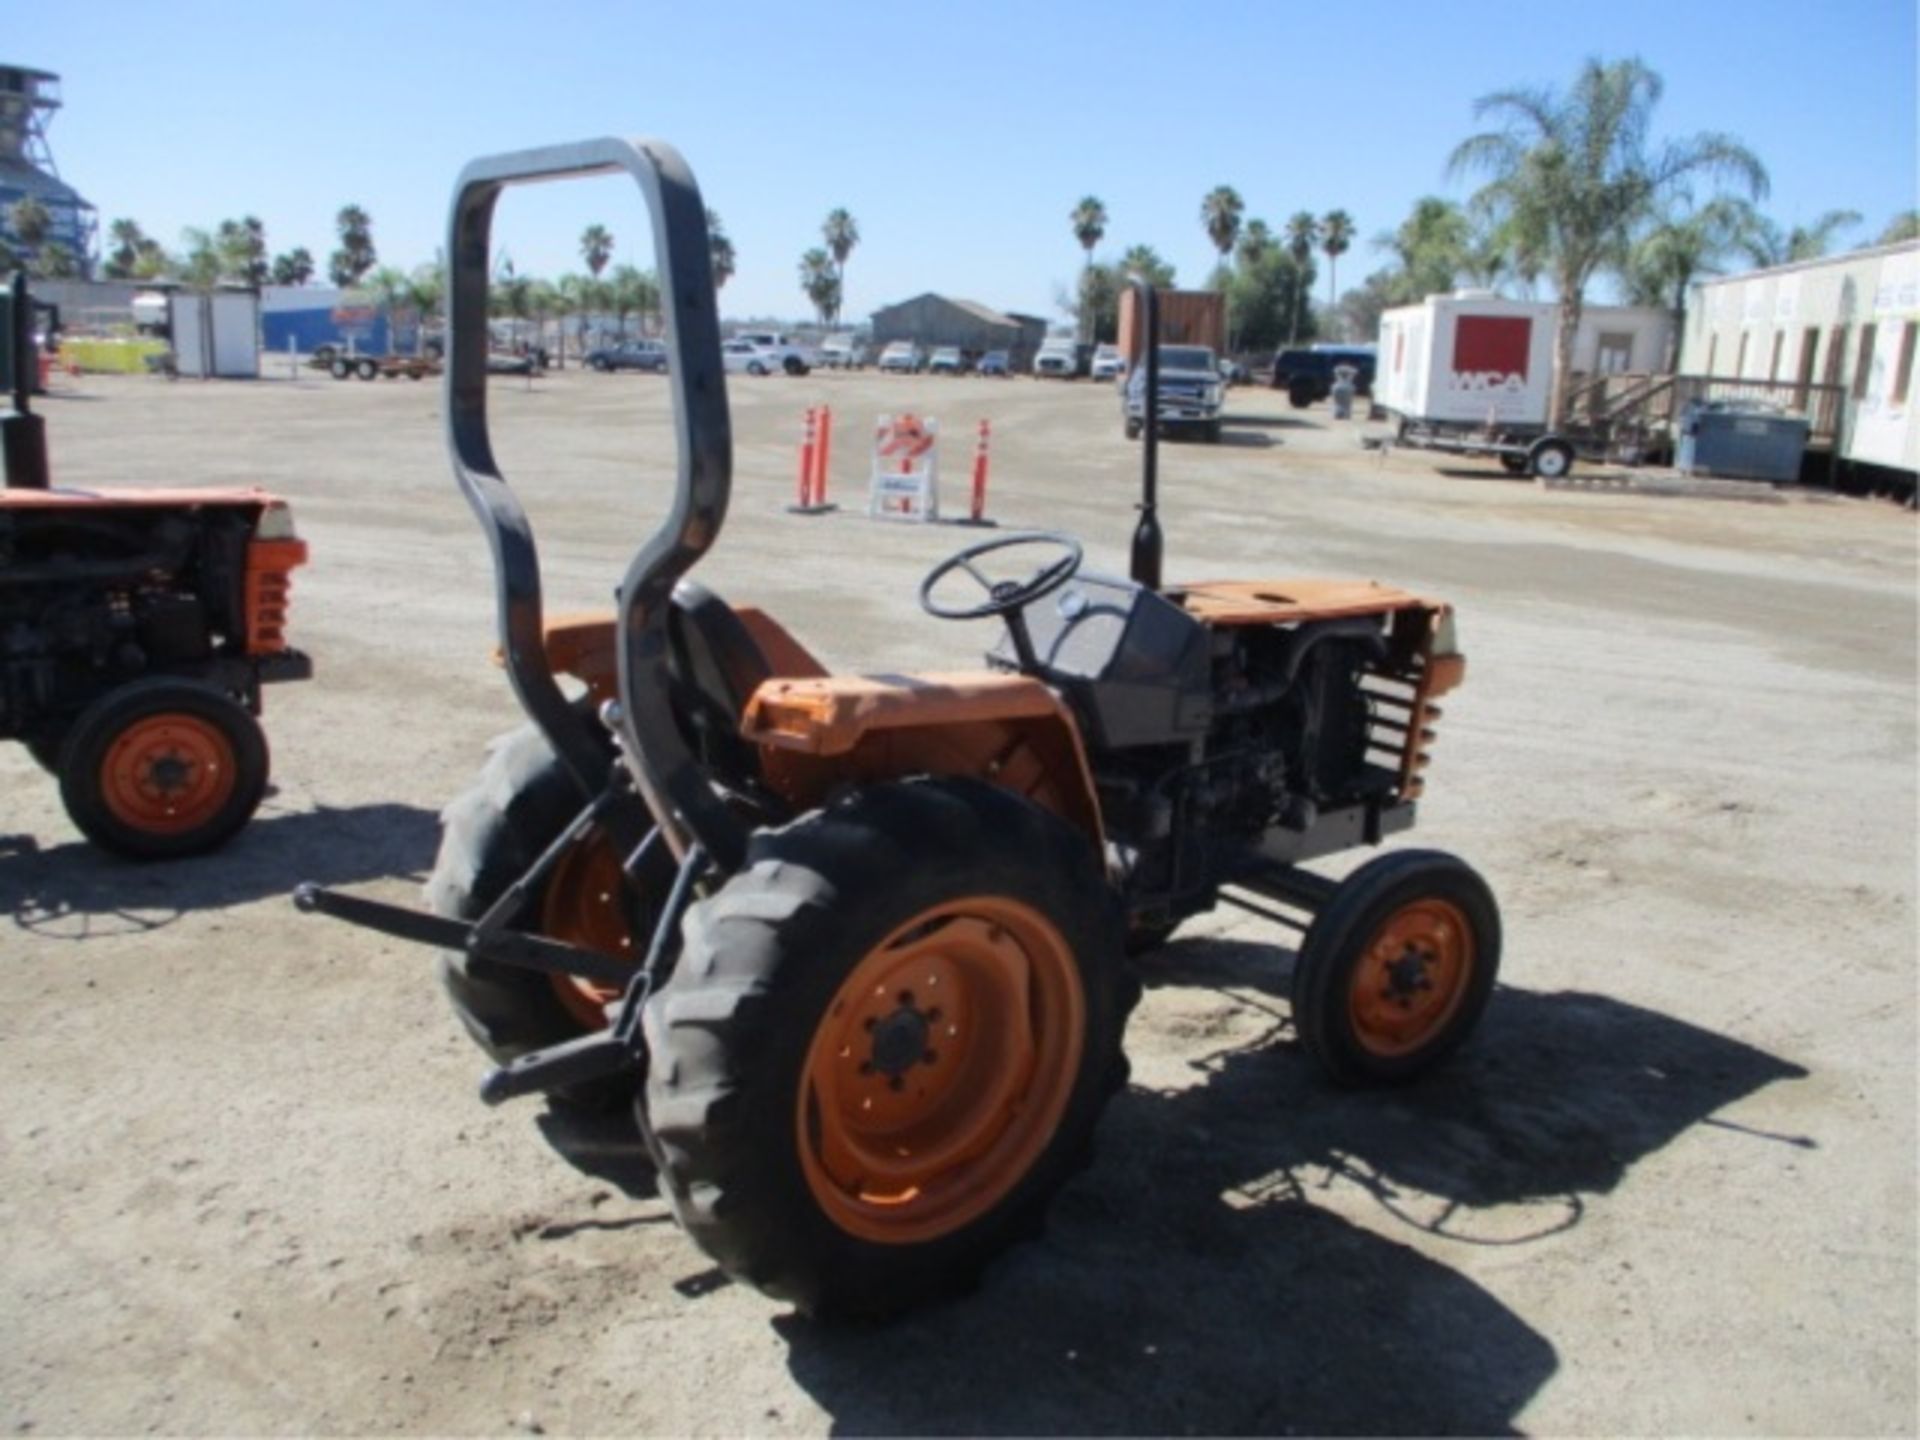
top-left (1680, 242), bottom-right (1919, 479)
top-left (1376, 292), bottom-right (1673, 429)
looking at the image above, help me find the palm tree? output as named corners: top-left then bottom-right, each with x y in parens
top-left (330, 204), bottom-right (376, 288)
top-left (8, 196), bottom-right (52, 256)
top-left (822, 209), bottom-right (859, 323)
top-left (580, 224), bottom-right (614, 278)
top-left (1320, 210), bottom-right (1354, 316)
top-left (1879, 211), bottom-right (1920, 246)
top-left (271, 248), bottom-right (316, 286)
top-left (407, 263), bottom-right (444, 356)
top-left (1201, 185), bottom-right (1244, 347)
top-left (365, 266), bottom-right (411, 353)
top-left (1119, 245), bottom-right (1175, 288)
top-left (798, 248), bottom-right (839, 324)
top-left (1201, 186), bottom-right (1244, 271)
top-left (705, 210), bottom-right (735, 292)
top-left (104, 218), bottom-right (149, 279)
top-left (1283, 212), bottom-right (1320, 344)
top-left (1738, 208), bottom-right (1862, 267)
top-left (609, 264), bottom-right (657, 337)
top-left (1448, 56), bottom-right (1768, 423)
top-left (177, 227), bottom-right (223, 291)
top-left (1623, 198), bottom-right (1753, 368)
top-left (1237, 218), bottom-right (1273, 269)
top-left (1070, 196), bottom-right (1108, 340)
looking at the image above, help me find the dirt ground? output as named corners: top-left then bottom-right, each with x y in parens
top-left (2, 363), bottom-right (1914, 1436)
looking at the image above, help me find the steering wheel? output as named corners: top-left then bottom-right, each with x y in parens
top-left (918, 531), bottom-right (1084, 622)
top-left (919, 531), bottom-right (1084, 674)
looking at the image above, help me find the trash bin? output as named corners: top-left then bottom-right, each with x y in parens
top-left (1676, 402), bottom-right (1810, 483)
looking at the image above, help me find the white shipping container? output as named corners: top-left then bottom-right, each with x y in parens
top-left (1377, 293), bottom-right (1674, 427)
top-left (168, 291), bottom-right (260, 378)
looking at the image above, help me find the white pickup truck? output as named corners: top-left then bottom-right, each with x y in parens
top-left (734, 331), bottom-right (814, 375)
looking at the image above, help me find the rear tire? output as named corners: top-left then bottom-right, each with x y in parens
top-left (643, 777), bottom-right (1137, 1316)
top-left (58, 679), bottom-right (268, 860)
top-left (1288, 378), bottom-right (1314, 409)
top-left (330, 358), bottom-right (351, 380)
top-left (24, 734), bottom-right (65, 774)
top-left (1528, 438), bottom-right (1574, 480)
top-left (356, 358), bottom-right (378, 381)
top-left (1291, 850), bottom-right (1500, 1086)
top-left (427, 720), bottom-right (674, 1108)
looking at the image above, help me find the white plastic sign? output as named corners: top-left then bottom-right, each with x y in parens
top-left (869, 413), bottom-right (940, 521)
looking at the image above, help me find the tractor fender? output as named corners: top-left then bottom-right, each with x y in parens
top-left (741, 672), bottom-right (1105, 848)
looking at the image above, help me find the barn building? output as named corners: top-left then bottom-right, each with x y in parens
top-left (868, 293), bottom-right (1048, 369)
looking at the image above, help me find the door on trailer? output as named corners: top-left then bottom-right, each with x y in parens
top-left (168, 295), bottom-right (211, 378)
top-left (210, 293), bottom-right (260, 377)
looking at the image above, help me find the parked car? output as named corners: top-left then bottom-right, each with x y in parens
top-left (1124, 343), bottom-right (1224, 442)
top-left (722, 339), bottom-right (783, 376)
top-left (735, 331), bottom-right (813, 375)
top-left (1270, 345), bottom-right (1375, 407)
top-left (1034, 338), bottom-right (1084, 378)
top-left (877, 341), bottom-right (925, 374)
top-left (928, 346), bottom-right (967, 375)
top-left (487, 351), bottom-right (536, 376)
top-left (585, 339), bottom-right (669, 373)
top-left (816, 334), bottom-right (868, 369)
top-left (1090, 343), bottom-right (1124, 381)
top-left (976, 349), bottom-right (1013, 377)
top-left (1219, 357), bottom-right (1248, 386)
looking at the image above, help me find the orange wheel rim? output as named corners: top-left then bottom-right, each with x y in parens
top-left (99, 713), bottom-right (237, 836)
top-left (1347, 897), bottom-right (1474, 1057)
top-left (540, 829), bottom-right (638, 1029)
top-left (797, 896), bottom-right (1085, 1246)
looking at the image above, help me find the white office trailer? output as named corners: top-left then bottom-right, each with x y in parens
top-left (168, 290), bottom-right (260, 378)
top-left (1681, 242), bottom-right (1919, 481)
top-left (1377, 292), bottom-right (1674, 429)
top-left (1375, 292), bottom-right (1672, 476)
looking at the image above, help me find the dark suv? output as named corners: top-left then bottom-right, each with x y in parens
top-left (1269, 346), bottom-right (1375, 408)
top-left (586, 339), bottom-right (669, 373)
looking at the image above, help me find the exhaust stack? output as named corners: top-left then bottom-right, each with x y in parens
top-left (1128, 278), bottom-right (1162, 590)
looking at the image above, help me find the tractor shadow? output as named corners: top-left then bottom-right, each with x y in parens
top-left (2, 801), bottom-right (440, 940)
top-left (777, 936), bottom-right (1809, 1435)
top-left (1217, 429), bottom-right (1277, 449)
top-left (1224, 412), bottom-right (1320, 430)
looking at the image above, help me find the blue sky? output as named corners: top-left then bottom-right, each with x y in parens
top-left (14, 0), bottom-right (1917, 322)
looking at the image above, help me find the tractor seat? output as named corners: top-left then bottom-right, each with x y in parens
top-left (666, 580), bottom-right (775, 782)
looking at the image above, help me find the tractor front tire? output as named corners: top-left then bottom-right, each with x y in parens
top-left (1291, 850), bottom-right (1501, 1086)
top-left (643, 777), bottom-right (1136, 1317)
top-left (427, 720), bottom-right (672, 1108)
top-left (58, 679), bottom-right (269, 860)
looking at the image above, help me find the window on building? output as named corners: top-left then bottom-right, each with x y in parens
top-left (1595, 332), bottom-right (1634, 375)
top-left (1768, 331), bottom-right (1785, 381)
top-left (1852, 323), bottom-right (1878, 400)
top-left (1824, 325), bottom-right (1848, 387)
top-left (1894, 322), bottom-right (1917, 406)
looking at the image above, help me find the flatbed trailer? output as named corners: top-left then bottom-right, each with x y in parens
top-left (1387, 416), bottom-right (1587, 479)
top-left (308, 351), bottom-right (441, 382)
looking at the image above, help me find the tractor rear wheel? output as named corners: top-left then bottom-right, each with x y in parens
top-left (58, 678), bottom-right (269, 860)
top-left (642, 777), bottom-right (1136, 1316)
top-left (427, 720), bottom-right (674, 1108)
top-left (25, 734), bottom-right (66, 774)
top-left (1291, 849), bottom-right (1500, 1085)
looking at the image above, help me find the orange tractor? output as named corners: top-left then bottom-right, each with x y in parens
top-left (1, 273), bottom-right (310, 858)
top-left (298, 138), bottom-right (1500, 1316)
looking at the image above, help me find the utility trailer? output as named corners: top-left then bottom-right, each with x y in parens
top-left (1375, 292), bottom-right (1672, 478)
top-left (308, 351), bottom-right (442, 381)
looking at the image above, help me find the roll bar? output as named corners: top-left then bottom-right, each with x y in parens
top-left (444, 137), bottom-right (746, 871)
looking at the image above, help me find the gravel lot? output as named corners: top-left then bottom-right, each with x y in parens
top-left (2, 363), bottom-right (1914, 1435)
